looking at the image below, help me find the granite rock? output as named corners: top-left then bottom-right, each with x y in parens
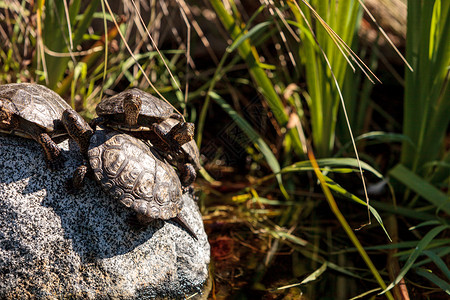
top-left (0, 134), bottom-right (210, 299)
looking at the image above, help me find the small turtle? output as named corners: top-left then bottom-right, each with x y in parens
top-left (139, 118), bottom-right (201, 186)
top-left (0, 83), bottom-right (71, 170)
top-left (91, 88), bottom-right (194, 147)
top-left (62, 108), bottom-right (197, 240)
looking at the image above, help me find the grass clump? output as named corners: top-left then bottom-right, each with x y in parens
top-left (0, 0), bottom-right (448, 299)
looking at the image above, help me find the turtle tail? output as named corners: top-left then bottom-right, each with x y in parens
top-left (171, 214), bottom-right (198, 241)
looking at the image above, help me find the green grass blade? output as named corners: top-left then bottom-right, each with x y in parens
top-left (336, 131), bottom-right (414, 157)
top-left (420, 250), bottom-right (450, 280)
top-left (380, 224), bottom-right (450, 294)
top-left (322, 174), bottom-right (391, 241)
top-left (283, 157), bottom-right (383, 178)
top-left (341, 239), bottom-right (450, 253)
top-left (370, 200), bottom-right (437, 221)
top-left (401, 0), bottom-right (450, 174)
top-left (288, 0), bottom-right (362, 157)
top-left (275, 262), bottom-right (327, 290)
top-left (389, 164), bottom-right (450, 214)
top-left (308, 152), bottom-right (393, 299)
top-left (414, 267), bottom-right (450, 294)
top-left (227, 21), bottom-right (272, 53)
top-left (42, 0), bottom-right (101, 88)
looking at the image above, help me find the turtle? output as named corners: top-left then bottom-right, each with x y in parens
top-left (91, 88), bottom-right (194, 147)
top-left (138, 117), bottom-right (201, 186)
top-left (62, 108), bottom-right (197, 240)
top-left (0, 83), bottom-right (72, 170)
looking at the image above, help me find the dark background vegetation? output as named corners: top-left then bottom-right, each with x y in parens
top-left (0, 0), bottom-right (448, 299)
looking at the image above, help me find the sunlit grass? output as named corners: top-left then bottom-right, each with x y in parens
top-left (0, 0), bottom-right (448, 298)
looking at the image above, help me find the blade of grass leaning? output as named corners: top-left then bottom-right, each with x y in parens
top-left (335, 131), bottom-right (415, 157)
top-left (380, 224), bottom-right (450, 294)
top-left (412, 247), bottom-right (450, 269)
top-left (415, 268), bottom-right (450, 294)
top-left (315, 158), bottom-right (382, 178)
top-left (337, 239), bottom-right (450, 253)
top-left (209, 0), bottom-right (304, 156)
top-left (389, 164), bottom-right (450, 214)
top-left (209, 91), bottom-right (289, 200)
top-left (305, 143), bottom-right (393, 299)
top-left (321, 174), bottom-right (391, 241)
top-left (291, 247), bottom-right (364, 279)
top-left (349, 288), bottom-right (382, 300)
top-left (278, 157), bottom-right (382, 178)
top-left (276, 262), bottom-right (327, 290)
top-left (370, 200), bottom-right (437, 221)
top-left (420, 250), bottom-right (450, 280)
top-left (227, 21), bottom-right (272, 53)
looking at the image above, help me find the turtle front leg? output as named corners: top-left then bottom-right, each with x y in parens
top-left (36, 132), bottom-right (65, 170)
top-left (89, 116), bottom-right (105, 130)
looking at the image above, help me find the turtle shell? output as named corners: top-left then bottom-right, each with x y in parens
top-left (88, 129), bottom-right (183, 220)
top-left (0, 83), bottom-right (71, 133)
top-left (96, 88), bottom-right (175, 126)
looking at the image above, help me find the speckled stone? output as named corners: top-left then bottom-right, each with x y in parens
top-left (0, 134), bottom-right (210, 299)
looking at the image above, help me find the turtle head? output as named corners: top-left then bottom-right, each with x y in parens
top-left (168, 122), bottom-right (195, 145)
top-left (62, 108), bottom-right (93, 154)
top-left (0, 106), bottom-right (17, 129)
top-left (123, 92), bottom-right (142, 126)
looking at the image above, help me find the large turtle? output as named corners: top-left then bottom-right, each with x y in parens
top-left (91, 88), bottom-right (194, 147)
top-left (0, 83), bottom-right (71, 170)
top-left (62, 108), bottom-right (197, 240)
top-left (138, 117), bottom-right (201, 186)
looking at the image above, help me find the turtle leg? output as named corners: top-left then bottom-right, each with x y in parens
top-left (66, 163), bottom-right (89, 193)
top-left (89, 116), bottom-right (105, 130)
top-left (1, 108), bottom-right (63, 170)
top-left (37, 132), bottom-right (65, 170)
top-left (179, 162), bottom-right (197, 187)
top-left (171, 214), bottom-right (198, 240)
top-left (24, 122), bottom-right (65, 171)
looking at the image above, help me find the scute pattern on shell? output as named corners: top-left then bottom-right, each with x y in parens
top-left (0, 83), bottom-right (71, 131)
top-left (96, 88), bottom-right (174, 119)
top-left (87, 130), bottom-right (183, 220)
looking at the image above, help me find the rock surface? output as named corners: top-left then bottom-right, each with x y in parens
top-left (0, 134), bottom-right (210, 299)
